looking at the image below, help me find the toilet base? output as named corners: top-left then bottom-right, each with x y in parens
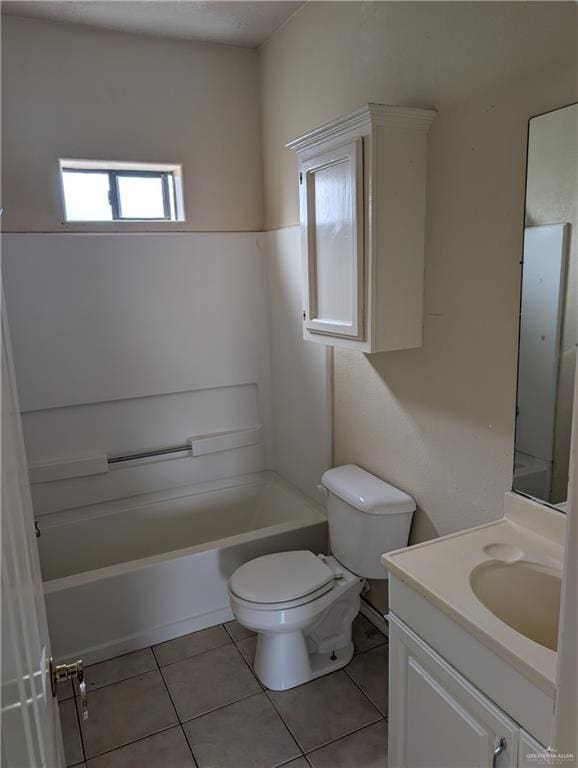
top-left (255, 632), bottom-right (354, 691)
top-left (230, 555), bottom-right (363, 691)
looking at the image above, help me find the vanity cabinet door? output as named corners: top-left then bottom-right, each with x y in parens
top-left (518, 731), bottom-right (552, 767)
top-left (389, 615), bottom-right (519, 768)
top-left (299, 138), bottom-right (364, 341)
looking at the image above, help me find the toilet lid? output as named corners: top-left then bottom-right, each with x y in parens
top-left (229, 551), bottom-right (334, 604)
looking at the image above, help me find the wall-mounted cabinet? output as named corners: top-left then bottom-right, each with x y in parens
top-left (287, 104), bottom-right (436, 353)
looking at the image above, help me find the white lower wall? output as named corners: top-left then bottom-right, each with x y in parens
top-left (265, 227), bottom-right (332, 498)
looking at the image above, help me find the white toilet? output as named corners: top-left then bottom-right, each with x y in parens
top-left (228, 464), bottom-right (416, 691)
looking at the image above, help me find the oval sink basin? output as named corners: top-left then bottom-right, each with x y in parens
top-left (470, 560), bottom-right (561, 651)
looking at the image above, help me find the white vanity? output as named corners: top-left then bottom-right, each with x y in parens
top-left (383, 492), bottom-right (564, 768)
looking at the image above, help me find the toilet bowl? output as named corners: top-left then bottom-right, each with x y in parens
top-left (229, 551), bottom-right (362, 690)
top-left (228, 465), bottom-right (416, 691)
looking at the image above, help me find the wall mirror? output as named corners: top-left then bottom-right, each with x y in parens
top-left (513, 103), bottom-right (577, 510)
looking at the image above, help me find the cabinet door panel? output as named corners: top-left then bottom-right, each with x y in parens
top-left (301, 139), bottom-right (363, 339)
top-left (518, 731), bottom-right (554, 767)
top-left (389, 615), bottom-right (518, 768)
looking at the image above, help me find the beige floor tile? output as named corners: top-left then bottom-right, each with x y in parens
top-left (224, 619), bottom-right (256, 642)
top-left (86, 726), bottom-right (195, 768)
top-left (59, 699), bottom-right (84, 766)
top-left (307, 721), bottom-right (388, 768)
top-left (81, 648), bottom-right (157, 692)
top-left (352, 615), bottom-right (388, 654)
top-left (162, 643), bottom-right (260, 721)
top-left (267, 670), bottom-right (381, 752)
top-left (153, 625), bottom-right (231, 667)
top-left (184, 692), bottom-right (301, 768)
top-left (81, 670), bottom-right (178, 758)
top-left (345, 645), bottom-right (388, 715)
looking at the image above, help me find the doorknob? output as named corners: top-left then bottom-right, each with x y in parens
top-left (50, 657), bottom-right (88, 721)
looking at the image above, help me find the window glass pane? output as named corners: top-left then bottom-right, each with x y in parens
top-left (168, 178), bottom-right (176, 221)
top-left (62, 171), bottom-right (112, 221)
top-left (117, 175), bottom-right (166, 219)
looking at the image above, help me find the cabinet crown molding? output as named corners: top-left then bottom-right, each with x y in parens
top-left (286, 103), bottom-right (437, 154)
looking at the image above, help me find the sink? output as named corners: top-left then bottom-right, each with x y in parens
top-left (470, 560), bottom-right (561, 651)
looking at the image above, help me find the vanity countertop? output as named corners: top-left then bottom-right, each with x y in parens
top-left (382, 493), bottom-right (565, 695)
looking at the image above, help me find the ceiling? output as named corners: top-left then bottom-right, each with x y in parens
top-left (0, 1), bottom-right (304, 47)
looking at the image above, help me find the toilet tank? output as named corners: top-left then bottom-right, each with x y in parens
top-left (321, 465), bottom-right (415, 580)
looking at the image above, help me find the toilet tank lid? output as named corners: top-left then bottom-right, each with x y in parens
top-left (321, 465), bottom-right (416, 515)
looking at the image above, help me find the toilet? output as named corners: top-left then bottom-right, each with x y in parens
top-left (228, 464), bottom-right (416, 691)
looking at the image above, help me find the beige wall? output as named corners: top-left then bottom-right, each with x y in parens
top-left (1, 16), bottom-right (263, 231)
top-left (259, 1), bottom-right (577, 563)
top-left (526, 105), bottom-right (578, 503)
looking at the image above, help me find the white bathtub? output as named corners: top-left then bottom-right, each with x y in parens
top-left (39, 472), bottom-right (328, 664)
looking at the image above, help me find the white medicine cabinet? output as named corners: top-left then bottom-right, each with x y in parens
top-left (287, 103), bottom-right (436, 353)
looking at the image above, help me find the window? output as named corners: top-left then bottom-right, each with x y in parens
top-left (59, 160), bottom-right (184, 222)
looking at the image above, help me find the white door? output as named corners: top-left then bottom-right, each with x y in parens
top-left (300, 138), bottom-right (364, 339)
top-left (1, 295), bottom-right (64, 768)
top-left (388, 616), bottom-right (518, 768)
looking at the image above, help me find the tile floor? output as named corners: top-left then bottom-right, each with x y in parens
top-left (60, 614), bottom-right (389, 768)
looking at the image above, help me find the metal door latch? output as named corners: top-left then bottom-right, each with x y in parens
top-left (50, 657), bottom-right (88, 721)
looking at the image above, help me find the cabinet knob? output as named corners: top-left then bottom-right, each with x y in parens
top-left (492, 737), bottom-right (507, 768)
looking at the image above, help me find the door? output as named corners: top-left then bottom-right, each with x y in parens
top-left (388, 615), bottom-right (518, 768)
top-left (1, 294), bottom-right (64, 768)
top-left (300, 138), bottom-right (364, 340)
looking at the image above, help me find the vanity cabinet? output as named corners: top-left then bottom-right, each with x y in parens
top-left (287, 104), bottom-right (436, 353)
top-left (389, 616), bottom-right (519, 768)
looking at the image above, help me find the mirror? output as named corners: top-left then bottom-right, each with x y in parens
top-left (513, 103), bottom-right (577, 510)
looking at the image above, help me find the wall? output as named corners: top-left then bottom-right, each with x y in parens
top-left (266, 227), bottom-right (332, 498)
top-left (1, 15), bottom-right (263, 232)
top-left (525, 105), bottom-right (577, 503)
top-left (259, 0), bottom-right (577, 562)
top-left (2, 233), bottom-right (274, 514)
top-left (2, 230), bottom-right (332, 515)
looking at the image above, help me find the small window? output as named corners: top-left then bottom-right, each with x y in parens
top-left (59, 160), bottom-right (184, 222)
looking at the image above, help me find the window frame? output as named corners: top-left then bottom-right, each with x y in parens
top-left (59, 160), bottom-right (184, 223)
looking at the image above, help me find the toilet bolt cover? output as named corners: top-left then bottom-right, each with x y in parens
top-left (229, 551), bottom-right (334, 604)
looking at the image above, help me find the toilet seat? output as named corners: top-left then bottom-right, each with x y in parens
top-left (229, 550), bottom-right (334, 607)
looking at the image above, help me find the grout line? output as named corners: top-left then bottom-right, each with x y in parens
top-left (342, 662), bottom-right (388, 717)
top-left (263, 689), bottom-right (306, 756)
top-left (352, 639), bottom-right (388, 657)
top-left (233, 638), bottom-right (265, 691)
top-left (154, 637), bottom-right (234, 672)
top-left (152, 643), bottom-right (199, 767)
top-left (264, 667), bottom-right (384, 757)
top-left (223, 622), bottom-right (256, 644)
top-left (178, 689), bottom-right (264, 727)
top-left (261, 690), bottom-right (306, 758)
top-left (74, 664), bottom-right (159, 697)
top-left (172, 630), bottom-right (303, 758)
top-left (303, 717), bottom-right (387, 757)
top-left (82, 723), bottom-right (182, 764)
top-left (69, 688), bottom-right (88, 765)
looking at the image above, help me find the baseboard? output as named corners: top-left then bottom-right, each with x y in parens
top-left (60, 605), bottom-right (235, 665)
top-left (360, 597), bottom-right (389, 638)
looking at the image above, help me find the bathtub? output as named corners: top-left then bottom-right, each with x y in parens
top-left (39, 472), bottom-right (328, 664)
